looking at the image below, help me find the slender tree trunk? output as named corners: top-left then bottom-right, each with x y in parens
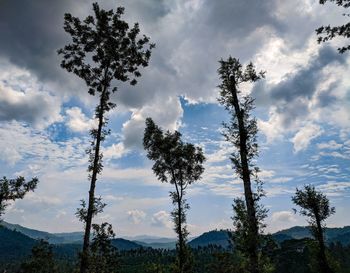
top-left (229, 77), bottom-right (259, 273)
top-left (315, 213), bottom-right (333, 273)
top-left (174, 180), bottom-right (184, 273)
top-left (80, 90), bottom-right (106, 273)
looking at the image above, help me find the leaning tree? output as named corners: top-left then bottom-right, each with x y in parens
top-left (292, 185), bottom-right (335, 273)
top-left (143, 118), bottom-right (205, 273)
top-left (58, 3), bottom-right (154, 273)
top-left (217, 57), bottom-right (267, 273)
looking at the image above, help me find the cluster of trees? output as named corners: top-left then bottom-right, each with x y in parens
top-left (0, 0), bottom-right (349, 272)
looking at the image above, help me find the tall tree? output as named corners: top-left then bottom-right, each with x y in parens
top-left (58, 3), bottom-right (154, 273)
top-left (217, 57), bottom-right (266, 273)
top-left (292, 185), bottom-right (335, 273)
top-left (143, 118), bottom-right (205, 273)
top-left (316, 0), bottom-right (350, 53)
top-left (0, 176), bottom-right (38, 219)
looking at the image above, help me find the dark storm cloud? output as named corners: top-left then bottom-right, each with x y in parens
top-left (0, 0), bottom-right (75, 81)
top-left (0, 85), bottom-right (61, 127)
top-left (270, 46), bottom-right (346, 101)
top-left (253, 46), bottom-right (348, 129)
top-left (253, 46), bottom-right (346, 105)
top-left (200, 0), bottom-right (284, 37)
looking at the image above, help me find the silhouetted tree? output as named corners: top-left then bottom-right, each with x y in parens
top-left (0, 176), bottom-right (38, 219)
top-left (19, 240), bottom-right (58, 273)
top-left (88, 222), bottom-right (120, 273)
top-left (143, 118), bottom-right (205, 273)
top-left (316, 0), bottom-right (350, 53)
top-left (217, 57), bottom-right (267, 273)
top-left (58, 3), bottom-right (154, 273)
top-left (292, 185), bottom-right (335, 273)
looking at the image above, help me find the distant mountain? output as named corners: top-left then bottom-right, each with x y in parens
top-left (0, 225), bottom-right (37, 261)
top-left (1, 221), bottom-right (83, 244)
top-left (0, 224), bottom-right (143, 263)
top-left (187, 226), bottom-right (350, 249)
top-left (189, 230), bottom-right (230, 248)
top-left (274, 226), bottom-right (350, 245)
top-left (135, 240), bottom-right (176, 250)
top-left (125, 235), bottom-right (176, 244)
top-left (2, 221), bottom-right (350, 253)
top-left (112, 238), bottom-right (143, 251)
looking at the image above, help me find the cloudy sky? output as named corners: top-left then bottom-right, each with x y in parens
top-left (0, 0), bottom-right (349, 237)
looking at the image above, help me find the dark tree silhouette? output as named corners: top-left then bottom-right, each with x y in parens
top-left (88, 222), bottom-right (120, 273)
top-left (217, 57), bottom-right (266, 273)
top-left (58, 3), bottom-right (154, 273)
top-left (0, 176), bottom-right (38, 218)
top-left (316, 0), bottom-right (350, 53)
top-left (292, 185), bottom-right (335, 273)
top-left (143, 118), bottom-right (205, 273)
top-left (19, 240), bottom-right (58, 273)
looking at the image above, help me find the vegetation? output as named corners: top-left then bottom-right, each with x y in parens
top-left (292, 185), bottom-right (336, 273)
top-left (217, 57), bottom-right (267, 273)
top-left (19, 240), bottom-right (59, 273)
top-left (143, 118), bottom-right (205, 273)
top-left (317, 0), bottom-right (350, 53)
top-left (0, 176), bottom-right (38, 219)
top-left (57, 2), bottom-right (154, 273)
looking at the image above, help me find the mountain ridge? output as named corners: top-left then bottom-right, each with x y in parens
top-left (2, 221), bottom-right (350, 249)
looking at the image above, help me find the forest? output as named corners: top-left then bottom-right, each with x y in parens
top-left (0, 0), bottom-right (350, 273)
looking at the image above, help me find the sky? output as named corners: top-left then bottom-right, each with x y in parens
top-left (0, 0), bottom-right (349, 238)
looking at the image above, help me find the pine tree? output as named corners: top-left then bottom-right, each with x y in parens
top-left (143, 118), bottom-right (205, 273)
top-left (217, 57), bottom-right (267, 273)
top-left (58, 3), bottom-right (154, 273)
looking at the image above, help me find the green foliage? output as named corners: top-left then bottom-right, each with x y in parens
top-left (87, 223), bottom-right (120, 273)
top-left (0, 176), bottom-right (38, 218)
top-left (292, 185), bottom-right (335, 273)
top-left (143, 118), bottom-right (205, 273)
top-left (217, 57), bottom-right (266, 273)
top-left (316, 0), bottom-right (350, 53)
top-left (19, 240), bottom-right (59, 273)
top-left (292, 185), bottom-right (335, 233)
top-left (58, 3), bottom-right (154, 272)
top-left (75, 197), bottom-right (106, 225)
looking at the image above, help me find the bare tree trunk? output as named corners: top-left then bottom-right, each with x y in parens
top-left (230, 77), bottom-right (259, 273)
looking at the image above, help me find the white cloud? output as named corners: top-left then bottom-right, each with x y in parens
top-left (103, 142), bottom-right (129, 160)
top-left (127, 209), bottom-right (146, 224)
top-left (151, 210), bottom-right (172, 229)
top-left (0, 66), bottom-right (62, 129)
top-left (271, 210), bottom-right (296, 223)
top-left (317, 140), bottom-right (343, 150)
top-left (65, 107), bottom-right (96, 133)
top-left (121, 96), bottom-right (183, 149)
top-left (291, 123), bottom-right (323, 153)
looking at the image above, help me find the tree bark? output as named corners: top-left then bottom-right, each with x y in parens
top-left (80, 89), bottom-right (106, 273)
top-left (229, 77), bottom-right (259, 273)
top-left (315, 212), bottom-right (333, 273)
top-left (174, 179), bottom-right (184, 273)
